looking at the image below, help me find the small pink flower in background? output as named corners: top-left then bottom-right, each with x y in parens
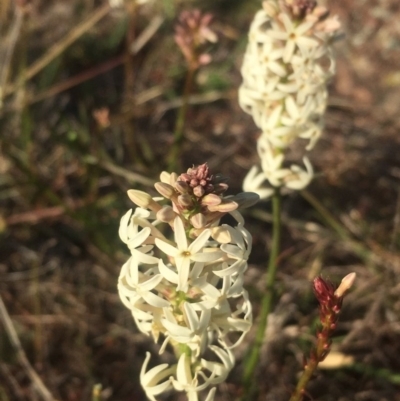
top-left (93, 107), bottom-right (110, 128)
top-left (174, 9), bottom-right (217, 70)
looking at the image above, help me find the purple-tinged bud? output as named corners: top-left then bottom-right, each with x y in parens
top-left (175, 181), bottom-right (190, 194)
top-left (190, 213), bottom-right (206, 229)
top-left (160, 171), bottom-right (178, 185)
top-left (157, 206), bottom-right (176, 223)
top-left (179, 173), bottom-right (191, 183)
top-left (193, 185), bottom-right (205, 197)
top-left (178, 194), bottom-right (193, 208)
top-left (262, 0), bottom-right (279, 17)
top-left (313, 276), bottom-right (335, 304)
top-left (127, 190), bottom-right (153, 208)
top-left (155, 182), bottom-right (175, 199)
top-left (208, 201), bottom-right (238, 213)
top-left (190, 178), bottom-right (199, 187)
top-left (211, 226), bottom-right (232, 244)
top-left (127, 190), bottom-right (162, 213)
top-left (196, 163), bottom-right (209, 178)
top-left (201, 194), bottom-right (222, 206)
top-left (312, 5), bottom-right (330, 20)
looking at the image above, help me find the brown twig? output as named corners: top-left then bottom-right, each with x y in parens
top-left (0, 294), bottom-right (56, 401)
top-left (0, 362), bottom-right (25, 400)
top-left (5, 206), bottom-right (65, 225)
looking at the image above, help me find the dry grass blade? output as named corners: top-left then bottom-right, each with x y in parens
top-left (3, 2), bottom-right (112, 98)
top-left (99, 159), bottom-right (155, 186)
top-left (0, 294), bottom-right (56, 401)
top-left (0, 5), bottom-right (23, 106)
top-left (0, 14), bottom-right (164, 114)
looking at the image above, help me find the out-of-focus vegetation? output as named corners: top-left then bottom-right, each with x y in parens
top-left (1, 0), bottom-right (400, 400)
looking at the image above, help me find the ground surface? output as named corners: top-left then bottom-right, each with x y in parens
top-left (1, 1), bottom-right (400, 401)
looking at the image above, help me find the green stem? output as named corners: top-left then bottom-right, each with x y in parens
top-left (241, 188), bottom-right (282, 398)
top-left (300, 189), bottom-right (348, 241)
top-left (288, 347), bottom-right (319, 401)
top-left (300, 189), bottom-right (372, 262)
top-left (167, 66), bottom-right (195, 172)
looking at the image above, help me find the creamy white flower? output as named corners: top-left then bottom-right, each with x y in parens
top-left (240, 2), bottom-right (340, 192)
top-left (283, 157), bottom-right (314, 190)
top-left (119, 210), bottom-right (152, 249)
top-left (211, 309), bottom-right (252, 349)
top-left (140, 353), bottom-right (175, 401)
top-left (220, 224), bottom-right (252, 262)
top-left (267, 14), bottom-right (317, 62)
top-left (299, 119), bottom-right (324, 150)
top-left (200, 346), bottom-right (235, 385)
top-left (281, 95), bottom-right (311, 127)
top-left (257, 137), bottom-right (284, 171)
top-left (194, 274), bottom-right (246, 309)
top-left (118, 256), bottom-right (169, 308)
top-left (242, 165), bottom-right (274, 200)
top-left (171, 353), bottom-right (214, 401)
top-left (128, 299), bottom-right (160, 336)
top-left (155, 217), bottom-right (223, 291)
top-left (259, 41), bottom-right (286, 77)
top-left (119, 209), bottom-right (160, 258)
top-left (162, 303), bottom-right (211, 356)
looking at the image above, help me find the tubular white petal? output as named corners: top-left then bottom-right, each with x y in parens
top-left (140, 353), bottom-right (174, 401)
top-left (190, 251), bottom-right (223, 263)
top-left (118, 209), bottom-right (133, 243)
top-left (204, 387), bottom-right (216, 401)
top-left (155, 238), bottom-right (179, 257)
top-left (189, 228), bottom-right (211, 254)
top-left (213, 260), bottom-right (247, 278)
top-left (142, 292), bottom-right (169, 308)
top-left (177, 259), bottom-right (190, 291)
top-left (174, 216), bottom-right (188, 249)
top-left (138, 274), bottom-right (163, 292)
top-left (158, 259), bottom-right (178, 284)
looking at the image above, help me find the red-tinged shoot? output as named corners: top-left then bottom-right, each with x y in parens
top-left (312, 274), bottom-right (355, 361)
top-left (289, 273), bottom-right (356, 401)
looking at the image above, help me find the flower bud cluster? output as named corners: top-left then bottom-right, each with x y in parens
top-left (239, 0), bottom-right (341, 199)
top-left (118, 164), bottom-right (259, 401)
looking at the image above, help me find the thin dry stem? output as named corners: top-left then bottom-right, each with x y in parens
top-left (0, 294), bottom-right (56, 401)
top-left (0, 5), bottom-right (23, 106)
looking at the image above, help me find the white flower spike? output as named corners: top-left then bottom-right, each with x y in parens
top-left (118, 164), bottom-right (258, 400)
top-left (240, 0), bottom-right (341, 197)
